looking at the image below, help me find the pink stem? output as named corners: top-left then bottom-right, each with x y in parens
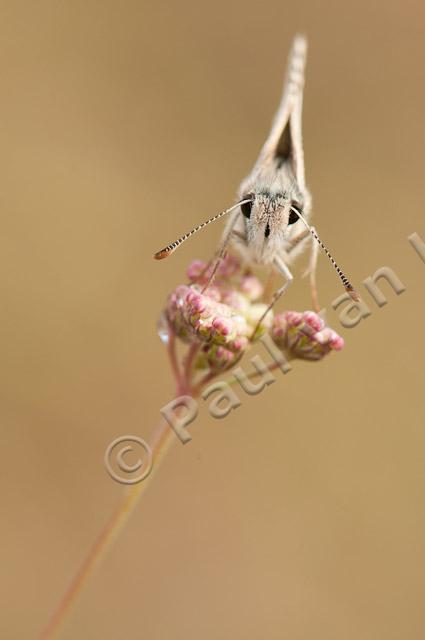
top-left (183, 341), bottom-right (200, 381)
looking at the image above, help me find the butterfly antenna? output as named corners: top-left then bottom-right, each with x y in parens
top-left (154, 199), bottom-right (251, 260)
top-left (291, 207), bottom-right (360, 301)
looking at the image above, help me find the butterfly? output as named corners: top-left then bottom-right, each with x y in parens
top-left (154, 35), bottom-right (358, 313)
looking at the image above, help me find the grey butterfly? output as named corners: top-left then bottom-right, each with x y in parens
top-left (155, 35), bottom-right (358, 311)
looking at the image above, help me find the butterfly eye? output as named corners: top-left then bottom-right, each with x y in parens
top-left (241, 198), bottom-right (253, 219)
top-left (288, 203), bottom-right (302, 225)
top-left (288, 210), bottom-right (299, 225)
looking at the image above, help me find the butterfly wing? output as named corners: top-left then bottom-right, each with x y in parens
top-left (254, 35), bottom-right (308, 192)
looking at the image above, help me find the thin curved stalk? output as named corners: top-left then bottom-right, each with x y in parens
top-left (39, 414), bottom-right (177, 639)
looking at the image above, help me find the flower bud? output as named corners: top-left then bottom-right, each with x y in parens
top-left (272, 310), bottom-right (344, 361)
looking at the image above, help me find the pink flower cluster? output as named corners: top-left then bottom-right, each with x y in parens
top-left (271, 310), bottom-right (344, 361)
top-left (164, 256), bottom-right (272, 371)
top-left (161, 255), bottom-right (345, 372)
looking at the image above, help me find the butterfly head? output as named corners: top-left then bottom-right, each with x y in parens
top-left (239, 190), bottom-right (305, 250)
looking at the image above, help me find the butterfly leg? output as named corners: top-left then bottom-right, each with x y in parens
top-left (201, 213), bottom-right (244, 293)
top-left (250, 255), bottom-right (293, 339)
top-left (301, 227), bottom-right (320, 312)
top-left (287, 228), bottom-right (320, 312)
top-left (263, 266), bottom-right (278, 303)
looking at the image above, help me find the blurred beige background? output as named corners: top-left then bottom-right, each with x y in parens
top-left (1, 1), bottom-right (425, 638)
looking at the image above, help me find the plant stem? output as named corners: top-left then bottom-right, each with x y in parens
top-left (39, 415), bottom-right (177, 640)
top-left (183, 341), bottom-right (200, 381)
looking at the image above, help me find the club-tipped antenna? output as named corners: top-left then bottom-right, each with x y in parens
top-left (154, 199), bottom-right (252, 260)
top-left (290, 207), bottom-right (359, 301)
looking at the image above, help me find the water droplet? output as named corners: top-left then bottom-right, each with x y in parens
top-left (157, 313), bottom-right (169, 345)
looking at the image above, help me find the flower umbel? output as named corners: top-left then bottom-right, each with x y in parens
top-left (271, 310), bottom-right (344, 361)
top-left (161, 256), bottom-right (274, 375)
top-left (160, 255), bottom-right (344, 390)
